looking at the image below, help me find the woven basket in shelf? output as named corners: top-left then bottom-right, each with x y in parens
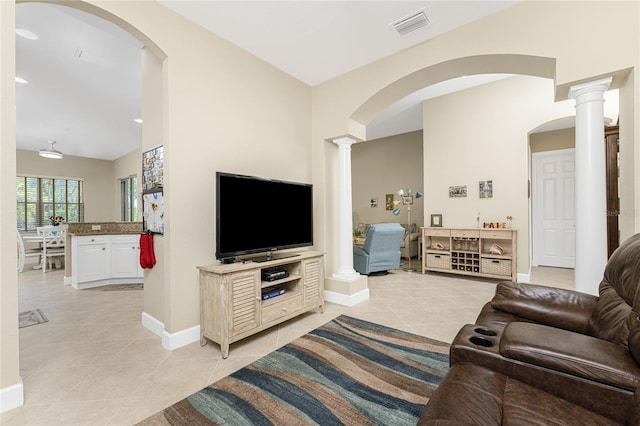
top-left (426, 253), bottom-right (450, 270)
top-left (481, 258), bottom-right (512, 276)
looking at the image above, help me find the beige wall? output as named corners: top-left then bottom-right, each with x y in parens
top-left (1, 0), bottom-right (19, 399)
top-left (17, 150), bottom-right (117, 222)
top-left (76, 0), bottom-right (312, 340)
top-left (2, 0), bottom-right (640, 404)
top-left (312, 1), bottom-right (639, 280)
top-left (530, 128), bottom-right (575, 153)
top-left (423, 75), bottom-right (576, 274)
top-left (352, 131), bottom-right (424, 226)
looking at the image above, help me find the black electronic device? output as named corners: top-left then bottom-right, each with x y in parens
top-left (262, 269), bottom-right (289, 282)
top-left (216, 172), bottom-right (313, 262)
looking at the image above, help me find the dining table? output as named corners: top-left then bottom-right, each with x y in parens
top-left (22, 232), bottom-right (65, 271)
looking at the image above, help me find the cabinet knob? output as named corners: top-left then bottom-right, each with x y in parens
top-left (102, 247), bottom-right (106, 251)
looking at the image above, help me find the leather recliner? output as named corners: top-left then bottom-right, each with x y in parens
top-left (429, 233), bottom-right (640, 424)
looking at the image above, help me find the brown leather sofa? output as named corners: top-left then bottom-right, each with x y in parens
top-left (422, 233), bottom-right (640, 424)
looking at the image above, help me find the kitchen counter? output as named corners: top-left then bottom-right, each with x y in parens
top-left (66, 222), bottom-right (143, 236)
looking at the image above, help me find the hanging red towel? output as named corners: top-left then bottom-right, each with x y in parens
top-left (140, 233), bottom-right (156, 269)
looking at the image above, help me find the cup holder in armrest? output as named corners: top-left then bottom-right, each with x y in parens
top-left (469, 336), bottom-right (494, 347)
top-left (474, 327), bottom-right (497, 337)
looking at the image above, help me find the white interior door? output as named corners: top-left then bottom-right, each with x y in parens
top-left (532, 149), bottom-right (575, 268)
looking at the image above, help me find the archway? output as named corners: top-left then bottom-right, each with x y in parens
top-left (7, 0), bottom-right (167, 412)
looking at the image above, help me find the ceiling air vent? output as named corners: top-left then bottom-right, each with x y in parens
top-left (390, 9), bottom-right (430, 36)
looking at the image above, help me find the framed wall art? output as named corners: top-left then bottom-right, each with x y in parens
top-left (142, 145), bottom-right (164, 192)
top-left (449, 185), bottom-right (467, 198)
top-left (479, 180), bottom-right (493, 198)
top-left (385, 194), bottom-right (394, 210)
top-left (431, 214), bottom-right (443, 227)
top-left (143, 189), bottom-right (164, 234)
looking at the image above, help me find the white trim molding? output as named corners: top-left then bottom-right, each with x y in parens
top-left (324, 288), bottom-right (370, 307)
top-left (141, 311), bottom-right (200, 350)
top-left (0, 380), bottom-right (24, 413)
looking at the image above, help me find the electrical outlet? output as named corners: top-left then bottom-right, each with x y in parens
top-left (91, 225), bottom-right (101, 231)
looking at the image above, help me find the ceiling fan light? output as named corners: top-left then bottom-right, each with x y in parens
top-left (39, 140), bottom-right (63, 159)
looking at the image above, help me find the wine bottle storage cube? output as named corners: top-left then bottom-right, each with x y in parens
top-left (422, 228), bottom-right (516, 281)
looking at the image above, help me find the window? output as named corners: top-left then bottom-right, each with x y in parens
top-left (120, 175), bottom-right (138, 222)
top-left (16, 176), bottom-right (84, 231)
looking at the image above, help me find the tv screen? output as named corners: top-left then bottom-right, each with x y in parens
top-left (216, 172), bottom-right (313, 262)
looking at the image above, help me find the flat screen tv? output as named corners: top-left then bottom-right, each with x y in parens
top-left (216, 172), bottom-right (313, 262)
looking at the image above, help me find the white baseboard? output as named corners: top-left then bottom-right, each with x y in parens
top-left (0, 380), bottom-right (24, 414)
top-left (162, 325), bottom-right (200, 351)
top-left (323, 288), bottom-right (370, 307)
top-left (517, 272), bottom-right (531, 283)
top-left (141, 311), bottom-right (200, 351)
top-left (63, 276), bottom-right (72, 286)
top-left (141, 311), bottom-right (164, 338)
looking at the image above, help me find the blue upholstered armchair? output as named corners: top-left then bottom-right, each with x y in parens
top-left (353, 223), bottom-right (405, 275)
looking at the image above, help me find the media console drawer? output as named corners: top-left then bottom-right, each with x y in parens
top-left (261, 293), bottom-right (303, 325)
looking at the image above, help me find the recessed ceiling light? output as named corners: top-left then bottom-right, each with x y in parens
top-left (134, 118), bottom-right (143, 123)
top-left (16, 28), bottom-right (38, 40)
top-left (15, 77), bottom-right (29, 84)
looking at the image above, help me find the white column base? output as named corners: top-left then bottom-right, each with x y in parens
top-left (141, 311), bottom-right (200, 351)
top-left (0, 380), bottom-right (24, 413)
top-left (324, 288), bottom-right (370, 307)
top-left (324, 274), bottom-right (369, 306)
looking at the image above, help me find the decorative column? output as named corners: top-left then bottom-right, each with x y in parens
top-left (332, 137), bottom-right (360, 280)
top-left (569, 77), bottom-right (611, 295)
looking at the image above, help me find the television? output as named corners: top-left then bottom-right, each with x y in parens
top-left (216, 172), bottom-right (313, 263)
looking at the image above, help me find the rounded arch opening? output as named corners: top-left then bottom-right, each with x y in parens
top-left (349, 54), bottom-right (557, 141)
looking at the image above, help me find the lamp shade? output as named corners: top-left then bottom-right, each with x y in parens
top-left (397, 189), bottom-right (405, 196)
top-left (393, 208), bottom-right (401, 216)
top-left (416, 191), bottom-right (423, 199)
top-left (39, 140), bottom-right (63, 159)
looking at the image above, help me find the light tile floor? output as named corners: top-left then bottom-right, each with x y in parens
top-left (2, 264), bottom-right (573, 425)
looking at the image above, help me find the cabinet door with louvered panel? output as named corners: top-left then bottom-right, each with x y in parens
top-left (230, 271), bottom-right (260, 336)
top-left (302, 257), bottom-right (323, 309)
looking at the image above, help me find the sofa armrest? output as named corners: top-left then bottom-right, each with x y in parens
top-left (500, 322), bottom-right (640, 392)
top-left (491, 281), bottom-right (598, 334)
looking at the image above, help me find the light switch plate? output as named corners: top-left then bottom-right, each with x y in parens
top-left (91, 225), bottom-right (101, 230)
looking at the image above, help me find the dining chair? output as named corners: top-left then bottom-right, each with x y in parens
top-left (16, 230), bottom-right (43, 272)
top-left (37, 226), bottom-right (66, 273)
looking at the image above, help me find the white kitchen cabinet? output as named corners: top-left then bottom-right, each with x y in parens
top-left (71, 234), bottom-right (143, 289)
top-left (111, 235), bottom-right (143, 278)
top-left (75, 236), bottom-right (109, 284)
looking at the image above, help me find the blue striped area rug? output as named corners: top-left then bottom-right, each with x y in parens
top-left (139, 315), bottom-right (450, 425)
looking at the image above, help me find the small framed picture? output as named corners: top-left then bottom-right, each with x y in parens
top-left (479, 180), bottom-right (493, 198)
top-left (370, 197), bottom-right (378, 208)
top-left (449, 185), bottom-right (467, 198)
top-left (431, 214), bottom-right (442, 227)
top-left (385, 194), bottom-right (394, 210)
top-left (402, 195), bottom-right (414, 205)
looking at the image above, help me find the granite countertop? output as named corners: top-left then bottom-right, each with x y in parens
top-left (67, 222), bottom-right (143, 236)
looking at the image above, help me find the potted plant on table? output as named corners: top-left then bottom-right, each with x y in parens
top-left (49, 215), bottom-right (65, 226)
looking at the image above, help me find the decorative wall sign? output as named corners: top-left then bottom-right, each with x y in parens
top-left (449, 185), bottom-right (467, 198)
top-left (142, 145), bottom-right (164, 192)
top-left (479, 180), bottom-right (493, 198)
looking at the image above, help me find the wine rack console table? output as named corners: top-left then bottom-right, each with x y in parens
top-left (421, 228), bottom-right (517, 281)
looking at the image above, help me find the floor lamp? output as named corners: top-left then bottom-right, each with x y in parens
top-left (393, 188), bottom-right (423, 272)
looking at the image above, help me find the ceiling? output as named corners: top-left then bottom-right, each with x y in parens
top-left (15, 1), bottom-right (522, 160)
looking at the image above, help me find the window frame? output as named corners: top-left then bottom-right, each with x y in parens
top-left (16, 175), bottom-right (84, 231)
